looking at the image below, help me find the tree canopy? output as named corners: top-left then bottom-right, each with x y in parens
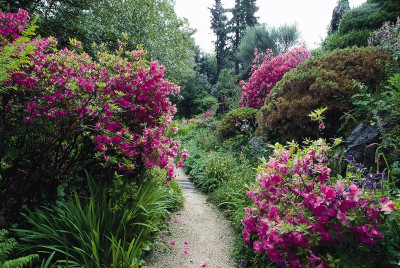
top-left (2, 0), bottom-right (196, 82)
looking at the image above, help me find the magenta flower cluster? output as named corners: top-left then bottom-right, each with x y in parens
top-left (238, 46), bottom-right (312, 109)
top-left (242, 139), bottom-right (395, 267)
top-left (1, 10), bottom-right (187, 179)
top-left (0, 9), bottom-right (29, 43)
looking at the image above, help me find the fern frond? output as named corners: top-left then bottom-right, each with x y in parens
top-left (0, 229), bottom-right (39, 268)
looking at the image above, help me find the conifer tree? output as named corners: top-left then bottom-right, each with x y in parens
top-left (210, 0), bottom-right (228, 77)
top-left (329, 0), bottom-right (350, 33)
top-left (230, 0), bottom-right (259, 74)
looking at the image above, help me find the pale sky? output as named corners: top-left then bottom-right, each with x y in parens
top-left (174, 0), bottom-right (367, 53)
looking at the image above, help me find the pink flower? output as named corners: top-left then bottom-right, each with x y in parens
top-left (182, 249), bottom-right (191, 255)
top-left (184, 241), bottom-right (189, 245)
top-left (309, 253), bottom-right (320, 265)
top-left (239, 46), bottom-right (312, 108)
top-left (107, 121), bottom-right (120, 132)
top-left (320, 185), bottom-right (336, 200)
top-left (380, 198), bottom-right (396, 212)
top-left (165, 180), bottom-right (170, 186)
top-left (199, 263), bottom-right (207, 267)
top-left (174, 220), bottom-right (180, 223)
top-left (167, 164), bottom-right (174, 178)
top-left (170, 240), bottom-right (175, 246)
top-left (319, 122), bottom-right (325, 130)
top-left (337, 210), bottom-right (350, 227)
top-left (347, 184), bottom-right (362, 202)
top-left (382, 202), bottom-right (395, 212)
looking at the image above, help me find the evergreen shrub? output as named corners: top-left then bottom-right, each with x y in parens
top-left (257, 47), bottom-right (389, 141)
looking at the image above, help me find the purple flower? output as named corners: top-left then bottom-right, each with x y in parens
top-left (355, 163), bottom-right (364, 170)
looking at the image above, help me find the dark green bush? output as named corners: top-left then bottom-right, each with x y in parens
top-left (322, 0), bottom-right (400, 51)
top-left (215, 107), bottom-right (258, 140)
top-left (338, 3), bottom-right (382, 34)
top-left (257, 47), bottom-right (389, 142)
top-left (321, 29), bottom-right (371, 51)
top-left (338, 1), bottom-right (400, 35)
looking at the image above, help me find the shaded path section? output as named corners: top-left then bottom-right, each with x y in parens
top-left (146, 165), bottom-right (235, 268)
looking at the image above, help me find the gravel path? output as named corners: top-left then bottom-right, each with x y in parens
top-left (146, 165), bottom-right (236, 268)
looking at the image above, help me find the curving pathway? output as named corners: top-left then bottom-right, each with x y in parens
top-left (146, 164), bottom-right (235, 268)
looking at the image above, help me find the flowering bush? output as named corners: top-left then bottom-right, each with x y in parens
top-left (369, 17), bottom-right (400, 55)
top-left (238, 46), bottom-right (312, 109)
top-left (0, 9), bottom-right (30, 44)
top-left (0, 10), bottom-right (186, 223)
top-left (242, 139), bottom-right (396, 267)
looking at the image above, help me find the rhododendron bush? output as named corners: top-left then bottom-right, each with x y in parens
top-left (238, 46), bottom-right (312, 109)
top-left (242, 139), bottom-right (396, 267)
top-left (0, 10), bottom-right (187, 223)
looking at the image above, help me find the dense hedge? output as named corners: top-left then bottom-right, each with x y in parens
top-left (338, 1), bottom-right (400, 35)
top-left (321, 29), bottom-right (371, 51)
top-left (257, 47), bottom-right (389, 141)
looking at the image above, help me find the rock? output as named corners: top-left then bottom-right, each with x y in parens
top-left (346, 123), bottom-right (380, 169)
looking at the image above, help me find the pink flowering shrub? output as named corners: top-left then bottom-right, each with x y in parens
top-left (238, 46), bottom-right (312, 109)
top-left (201, 109), bottom-right (213, 119)
top-left (0, 9), bottom-right (30, 43)
top-left (0, 10), bottom-right (187, 223)
top-left (242, 139), bottom-right (395, 267)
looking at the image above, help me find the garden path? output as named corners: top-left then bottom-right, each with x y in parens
top-left (146, 164), bottom-right (235, 268)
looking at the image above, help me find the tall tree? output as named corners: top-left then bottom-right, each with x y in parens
top-left (230, 0), bottom-right (259, 74)
top-left (210, 0), bottom-right (228, 77)
top-left (271, 23), bottom-right (300, 53)
top-left (329, 0), bottom-right (351, 33)
top-left (242, 0), bottom-right (259, 27)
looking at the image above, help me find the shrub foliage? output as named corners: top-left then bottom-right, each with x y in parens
top-left (257, 47), bottom-right (389, 141)
top-left (215, 107), bottom-right (258, 140)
